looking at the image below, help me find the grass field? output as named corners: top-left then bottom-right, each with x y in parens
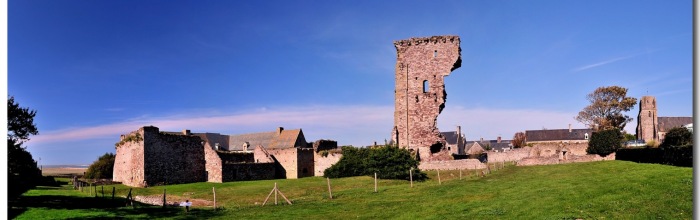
top-left (10, 160), bottom-right (693, 219)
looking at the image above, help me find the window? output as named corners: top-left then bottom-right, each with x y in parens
top-left (585, 133), bottom-right (589, 140)
top-left (434, 50), bottom-right (437, 58)
top-left (423, 80), bottom-right (429, 93)
top-left (649, 111), bottom-right (651, 117)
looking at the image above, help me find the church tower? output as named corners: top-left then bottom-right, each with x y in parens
top-left (636, 96), bottom-right (658, 142)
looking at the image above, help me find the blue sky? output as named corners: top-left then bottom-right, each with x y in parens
top-left (8, 0), bottom-right (692, 165)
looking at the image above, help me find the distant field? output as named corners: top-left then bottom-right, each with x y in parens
top-left (13, 161), bottom-right (693, 219)
top-left (41, 167), bottom-right (87, 177)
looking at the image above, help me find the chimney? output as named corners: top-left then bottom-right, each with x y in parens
top-left (480, 137), bottom-right (483, 142)
top-left (182, 129), bottom-right (191, 135)
top-left (569, 124), bottom-right (572, 133)
top-left (277, 127), bottom-right (284, 134)
top-left (497, 136), bottom-right (501, 143)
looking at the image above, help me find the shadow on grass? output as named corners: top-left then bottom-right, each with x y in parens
top-left (9, 194), bottom-right (224, 219)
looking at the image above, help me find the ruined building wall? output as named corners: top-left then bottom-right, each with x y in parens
top-left (113, 129), bottom-right (146, 187)
top-left (391, 35), bottom-right (462, 161)
top-left (203, 143), bottom-right (223, 182)
top-left (267, 148), bottom-right (315, 179)
top-left (141, 126), bottom-right (207, 185)
top-left (314, 152), bottom-right (342, 176)
top-left (636, 96), bottom-right (658, 142)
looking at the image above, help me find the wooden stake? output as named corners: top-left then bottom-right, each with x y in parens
top-left (374, 173), bottom-right (377, 193)
top-left (213, 187), bottom-right (217, 209)
top-left (274, 183), bottom-right (278, 205)
top-left (437, 170), bottom-right (441, 185)
top-left (409, 168), bottom-right (413, 188)
top-left (326, 177), bottom-right (333, 199)
top-left (162, 189), bottom-right (166, 208)
top-left (262, 185), bottom-right (275, 206)
top-left (460, 169), bottom-right (462, 180)
top-left (126, 188), bottom-right (133, 207)
top-left (101, 185), bottom-right (104, 198)
top-left (112, 187), bottom-right (115, 199)
top-left (276, 186), bottom-right (292, 205)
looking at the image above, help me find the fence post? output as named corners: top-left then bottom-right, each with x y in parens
top-left (437, 170), bottom-right (441, 185)
top-left (274, 183), bottom-right (278, 205)
top-left (327, 177), bottom-right (333, 199)
top-left (213, 187), bottom-right (217, 209)
top-left (101, 185), bottom-right (104, 198)
top-left (409, 168), bottom-right (413, 188)
top-left (162, 188), bottom-right (166, 208)
top-left (459, 169), bottom-right (462, 180)
top-left (112, 187), bottom-right (115, 199)
top-left (374, 173), bottom-right (378, 193)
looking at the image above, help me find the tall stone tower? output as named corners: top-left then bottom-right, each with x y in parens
top-left (391, 35), bottom-right (462, 161)
top-left (636, 96), bottom-right (658, 142)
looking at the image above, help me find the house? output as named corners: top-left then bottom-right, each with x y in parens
top-left (657, 117), bottom-right (693, 142)
top-left (465, 136), bottom-right (513, 153)
top-left (441, 126), bottom-right (466, 155)
top-left (113, 126), bottom-right (316, 187)
top-left (525, 125), bottom-right (592, 144)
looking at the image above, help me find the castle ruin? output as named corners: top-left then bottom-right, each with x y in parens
top-left (391, 35), bottom-right (462, 161)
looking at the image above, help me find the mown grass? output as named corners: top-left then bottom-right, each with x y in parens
top-left (11, 160), bottom-right (693, 219)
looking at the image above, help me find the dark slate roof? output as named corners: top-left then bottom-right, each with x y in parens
top-left (658, 117), bottom-right (693, 132)
top-left (228, 131), bottom-right (276, 151)
top-left (525, 129), bottom-right (593, 142)
top-left (464, 140), bottom-right (513, 152)
top-left (193, 133), bottom-right (230, 150)
top-left (441, 131), bottom-right (460, 145)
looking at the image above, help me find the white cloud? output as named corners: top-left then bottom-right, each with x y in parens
top-left (29, 105), bottom-right (593, 147)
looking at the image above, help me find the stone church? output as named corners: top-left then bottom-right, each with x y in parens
top-left (636, 96), bottom-right (692, 143)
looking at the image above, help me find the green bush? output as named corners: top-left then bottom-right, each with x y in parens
top-left (660, 127), bottom-right (693, 148)
top-left (84, 153), bottom-right (115, 179)
top-left (587, 129), bottom-right (622, 156)
top-left (324, 146), bottom-right (427, 181)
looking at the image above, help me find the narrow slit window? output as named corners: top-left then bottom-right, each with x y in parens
top-left (423, 80), bottom-right (429, 93)
top-left (434, 50), bottom-right (437, 58)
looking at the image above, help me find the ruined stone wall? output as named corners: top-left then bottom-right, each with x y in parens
top-left (391, 35), bottom-right (462, 161)
top-left (221, 163), bottom-right (275, 181)
top-left (636, 96), bottom-right (658, 142)
top-left (297, 148), bottom-right (315, 178)
top-left (267, 148), bottom-right (314, 179)
top-left (203, 144), bottom-right (223, 183)
top-left (517, 153), bottom-right (616, 166)
top-left (487, 142), bottom-right (588, 163)
top-left (142, 126), bottom-right (206, 185)
top-left (418, 159), bottom-right (486, 171)
top-left (487, 148), bottom-right (530, 163)
top-left (314, 152), bottom-right (342, 176)
top-left (113, 129), bottom-right (145, 187)
top-left (313, 139), bottom-right (338, 152)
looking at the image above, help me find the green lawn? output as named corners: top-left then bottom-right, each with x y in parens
top-left (10, 161), bottom-right (693, 219)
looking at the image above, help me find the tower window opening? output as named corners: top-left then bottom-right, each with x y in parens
top-left (423, 80), bottom-right (429, 93)
top-left (434, 50), bottom-right (437, 58)
top-left (649, 112), bottom-right (651, 117)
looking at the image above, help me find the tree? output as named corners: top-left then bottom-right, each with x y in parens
top-left (8, 96), bottom-right (41, 199)
top-left (623, 133), bottom-right (636, 142)
top-left (587, 129), bottom-right (623, 156)
top-left (660, 127), bottom-right (693, 148)
top-left (575, 86), bottom-right (637, 131)
top-left (324, 146), bottom-right (427, 181)
top-left (85, 153), bottom-right (116, 179)
top-left (511, 132), bottom-right (526, 148)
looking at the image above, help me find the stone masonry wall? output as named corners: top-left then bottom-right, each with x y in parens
top-left (487, 142), bottom-right (588, 163)
top-left (113, 129), bottom-right (145, 187)
top-left (222, 163), bottom-right (275, 181)
top-left (267, 148), bottom-right (314, 179)
top-left (391, 35), bottom-right (462, 161)
top-left (418, 159), bottom-right (486, 171)
top-left (203, 143), bottom-right (223, 182)
top-left (314, 152), bottom-right (342, 176)
top-left (142, 126), bottom-right (206, 185)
